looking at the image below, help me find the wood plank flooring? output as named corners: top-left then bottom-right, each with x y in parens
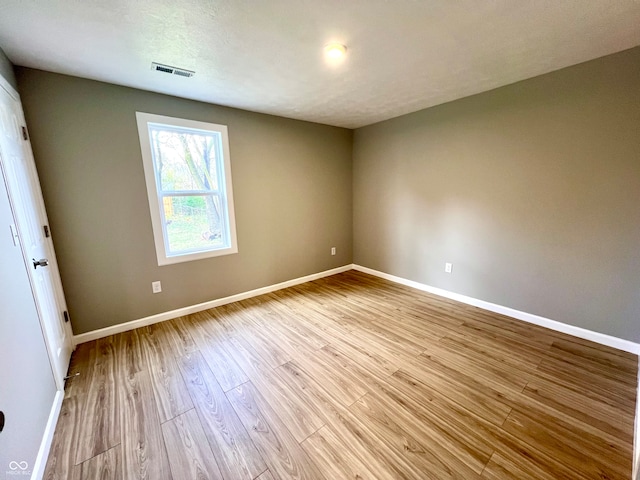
top-left (44, 271), bottom-right (638, 479)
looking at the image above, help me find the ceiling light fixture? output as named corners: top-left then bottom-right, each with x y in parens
top-left (324, 43), bottom-right (347, 59)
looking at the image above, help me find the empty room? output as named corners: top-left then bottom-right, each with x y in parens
top-left (0, 1), bottom-right (639, 479)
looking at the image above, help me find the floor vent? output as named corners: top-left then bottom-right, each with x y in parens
top-left (151, 62), bottom-right (195, 78)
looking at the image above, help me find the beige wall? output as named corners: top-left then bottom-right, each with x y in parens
top-left (0, 47), bottom-right (17, 90)
top-left (16, 68), bottom-right (353, 334)
top-left (353, 47), bottom-right (640, 342)
top-left (13, 47), bottom-right (640, 342)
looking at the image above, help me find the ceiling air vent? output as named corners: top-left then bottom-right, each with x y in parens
top-left (151, 62), bottom-right (195, 78)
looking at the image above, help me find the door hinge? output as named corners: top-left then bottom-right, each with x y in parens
top-left (21, 126), bottom-right (28, 141)
top-left (63, 310), bottom-right (70, 323)
top-left (44, 225), bottom-right (50, 238)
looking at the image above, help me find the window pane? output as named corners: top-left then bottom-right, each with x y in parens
top-left (137, 112), bottom-right (238, 265)
top-left (149, 126), bottom-right (220, 192)
top-left (163, 194), bottom-right (227, 254)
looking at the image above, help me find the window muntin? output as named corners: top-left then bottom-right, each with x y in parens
top-left (136, 113), bottom-right (238, 265)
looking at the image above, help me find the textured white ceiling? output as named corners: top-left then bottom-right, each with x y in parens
top-left (1, 1), bottom-right (639, 128)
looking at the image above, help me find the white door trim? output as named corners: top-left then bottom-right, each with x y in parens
top-left (0, 73), bottom-right (18, 101)
top-left (0, 80), bottom-right (74, 389)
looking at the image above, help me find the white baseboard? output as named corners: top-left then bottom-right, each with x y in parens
top-left (353, 264), bottom-right (640, 355)
top-left (68, 261), bottom-right (640, 479)
top-left (73, 264), bottom-right (353, 345)
top-left (74, 262), bottom-right (640, 355)
top-left (31, 390), bottom-right (63, 480)
top-left (634, 358), bottom-right (640, 480)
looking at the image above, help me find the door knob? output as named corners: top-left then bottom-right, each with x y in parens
top-left (32, 258), bottom-right (49, 269)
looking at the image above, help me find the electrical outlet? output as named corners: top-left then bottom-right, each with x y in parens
top-left (331, 247), bottom-right (336, 256)
top-left (152, 281), bottom-right (162, 293)
top-left (445, 262), bottom-right (453, 273)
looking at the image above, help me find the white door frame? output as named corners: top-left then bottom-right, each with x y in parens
top-left (0, 74), bottom-right (74, 390)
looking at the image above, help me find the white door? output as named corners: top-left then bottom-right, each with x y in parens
top-left (0, 154), bottom-right (57, 480)
top-left (0, 81), bottom-right (73, 388)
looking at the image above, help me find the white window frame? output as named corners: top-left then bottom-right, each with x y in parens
top-left (136, 112), bottom-right (238, 266)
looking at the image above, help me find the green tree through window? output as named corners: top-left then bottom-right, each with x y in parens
top-left (137, 113), bottom-right (237, 265)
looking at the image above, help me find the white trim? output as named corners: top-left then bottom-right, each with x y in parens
top-left (44, 265), bottom-right (640, 477)
top-left (0, 72), bottom-right (19, 101)
top-left (634, 357), bottom-right (640, 480)
top-left (31, 390), bottom-right (63, 480)
top-left (135, 112), bottom-right (238, 266)
top-left (353, 264), bottom-right (640, 355)
top-left (73, 264), bottom-right (353, 345)
top-left (74, 262), bottom-right (640, 355)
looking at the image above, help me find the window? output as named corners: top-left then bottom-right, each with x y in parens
top-left (136, 112), bottom-right (238, 265)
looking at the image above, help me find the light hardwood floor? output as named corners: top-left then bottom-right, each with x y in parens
top-left (44, 271), bottom-right (638, 479)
